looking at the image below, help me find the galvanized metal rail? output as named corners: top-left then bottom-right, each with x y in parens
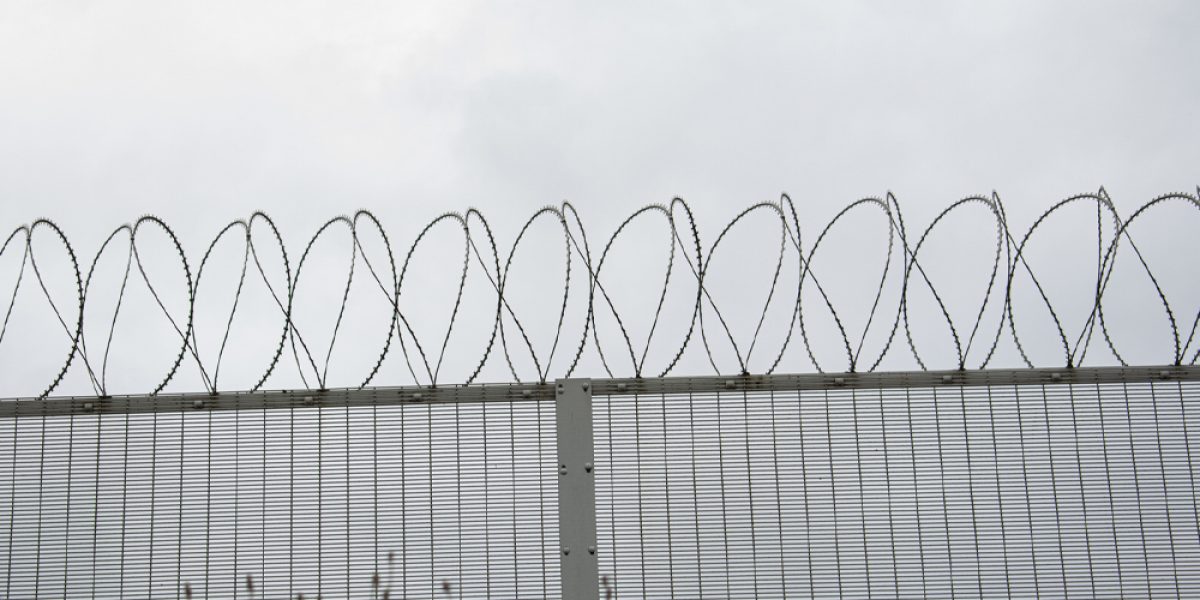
top-left (1, 364), bottom-right (1195, 419)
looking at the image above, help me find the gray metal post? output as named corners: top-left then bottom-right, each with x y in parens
top-left (555, 378), bottom-right (599, 600)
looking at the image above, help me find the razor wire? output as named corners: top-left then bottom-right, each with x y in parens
top-left (2, 188), bottom-right (1198, 398)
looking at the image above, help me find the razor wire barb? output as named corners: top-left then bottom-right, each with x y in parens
top-left (2, 188), bottom-right (1199, 398)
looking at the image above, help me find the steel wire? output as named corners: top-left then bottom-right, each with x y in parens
top-left (3, 190), bottom-right (1198, 398)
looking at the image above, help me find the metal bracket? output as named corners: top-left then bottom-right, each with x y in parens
top-left (555, 378), bottom-right (598, 600)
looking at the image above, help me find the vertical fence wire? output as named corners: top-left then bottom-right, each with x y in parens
top-left (0, 398), bottom-right (560, 599)
top-left (592, 380), bottom-right (1200, 599)
top-left (1, 376), bottom-right (1198, 599)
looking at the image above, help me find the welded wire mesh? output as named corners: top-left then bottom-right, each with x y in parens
top-left (593, 380), bottom-right (1200, 599)
top-left (2, 375), bottom-right (1199, 599)
top-left (0, 399), bottom-right (560, 599)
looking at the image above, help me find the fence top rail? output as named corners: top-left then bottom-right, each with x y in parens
top-left (0, 364), bottom-right (1195, 419)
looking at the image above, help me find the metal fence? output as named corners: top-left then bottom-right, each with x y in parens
top-left (2, 365), bottom-right (1198, 599)
top-left (1, 389), bottom-right (560, 600)
top-left (592, 369), bottom-right (1200, 599)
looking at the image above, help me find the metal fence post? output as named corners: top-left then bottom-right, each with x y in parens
top-left (555, 378), bottom-right (599, 600)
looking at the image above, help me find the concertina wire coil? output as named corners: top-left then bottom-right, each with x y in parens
top-left (2, 188), bottom-right (1198, 398)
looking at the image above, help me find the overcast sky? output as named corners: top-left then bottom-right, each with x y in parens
top-left (2, 5), bottom-right (1200, 599)
top-left (1, 1), bottom-right (1198, 397)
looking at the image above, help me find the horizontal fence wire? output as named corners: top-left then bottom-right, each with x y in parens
top-left (593, 380), bottom-right (1200, 599)
top-left (0, 399), bottom-right (560, 599)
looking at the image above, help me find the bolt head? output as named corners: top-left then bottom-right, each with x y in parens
top-left (562, 546), bottom-right (570, 555)
top-left (82, 402), bottom-right (94, 412)
top-left (193, 399), bottom-right (205, 409)
top-left (833, 377), bottom-right (845, 386)
top-left (941, 375), bottom-right (953, 384)
top-left (1160, 370), bottom-right (1172, 380)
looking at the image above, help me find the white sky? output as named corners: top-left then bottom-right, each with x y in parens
top-left (1, 1), bottom-right (1198, 396)
top-left (1, 7), bottom-right (1199, 598)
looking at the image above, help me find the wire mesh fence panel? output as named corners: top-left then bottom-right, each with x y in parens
top-left (592, 380), bottom-right (1200, 600)
top-left (0, 398), bottom-right (561, 600)
top-left (2, 371), bottom-right (1199, 599)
